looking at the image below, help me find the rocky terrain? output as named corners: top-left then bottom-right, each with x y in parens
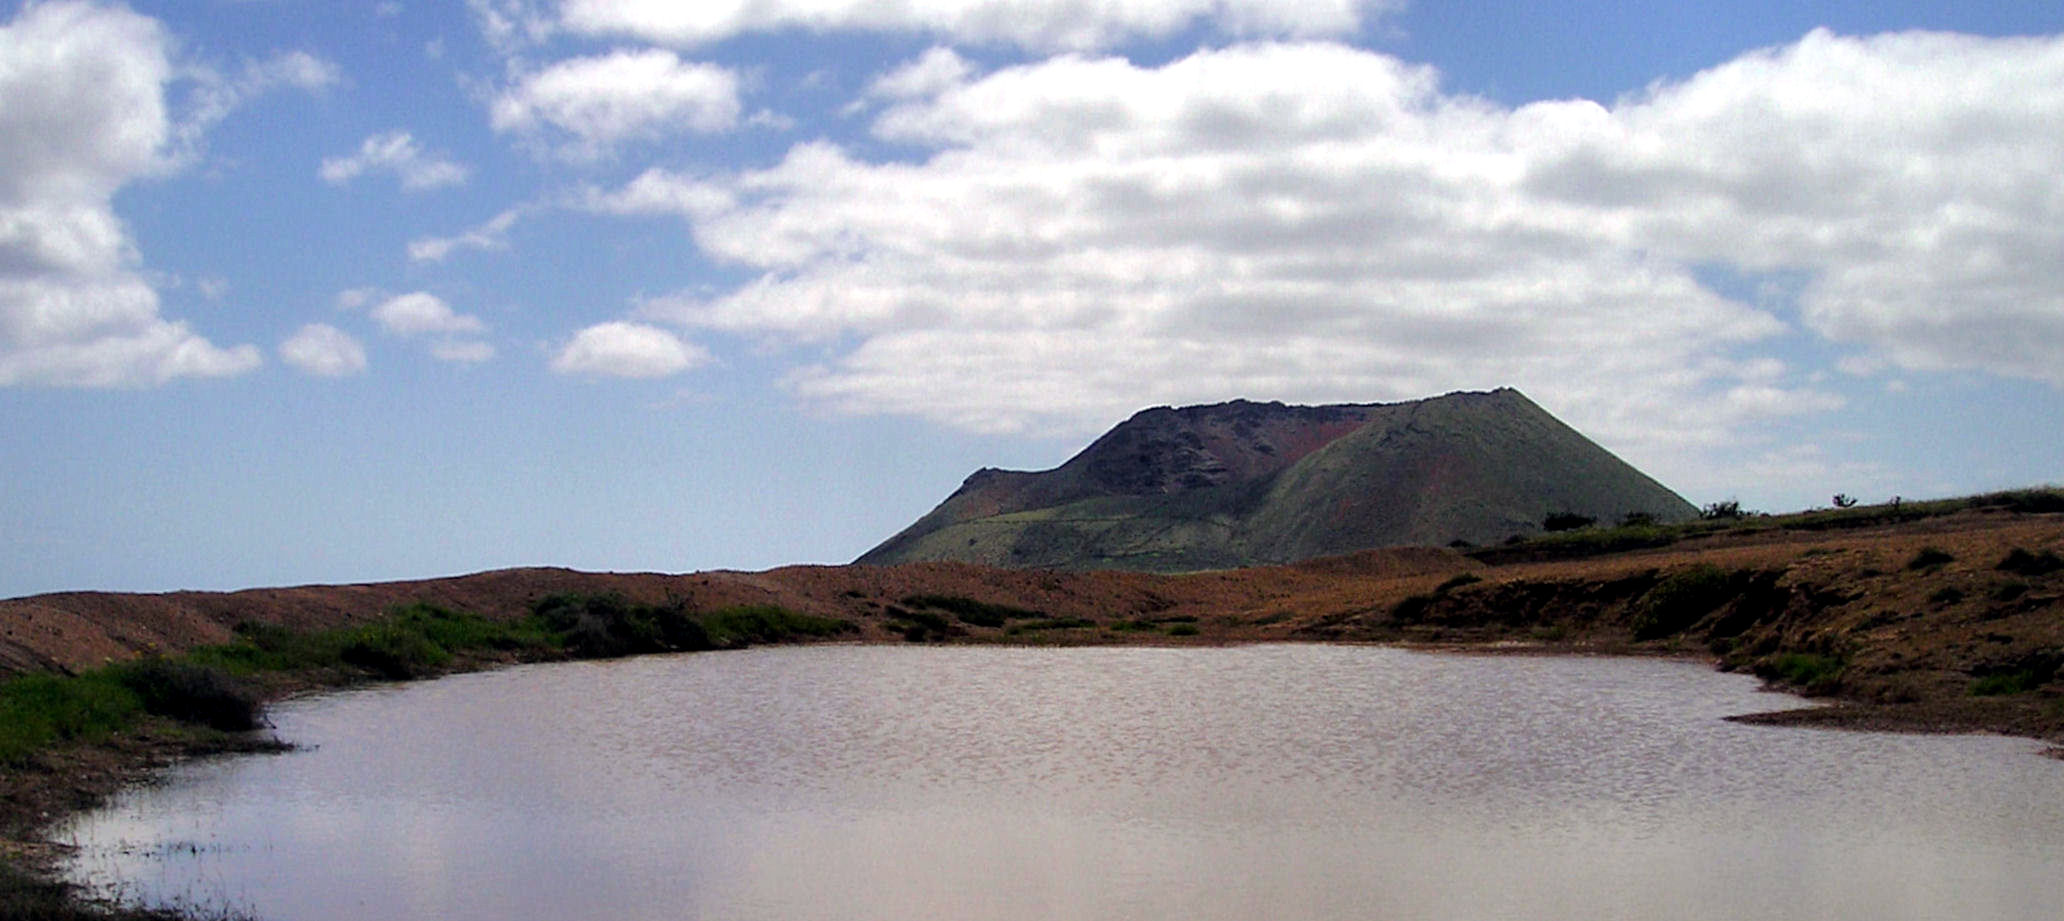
top-left (858, 389), bottom-right (1698, 570)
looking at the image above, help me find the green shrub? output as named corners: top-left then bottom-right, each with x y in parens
top-left (1974, 488), bottom-right (2064, 514)
top-left (1543, 511), bottom-right (1596, 532)
top-left (529, 593), bottom-right (711, 658)
top-left (1701, 500), bottom-right (1744, 520)
top-left (1760, 653), bottom-right (1846, 695)
top-left (701, 605), bottom-right (853, 647)
top-left (1389, 593), bottom-right (1435, 624)
top-left (107, 659), bottom-right (261, 732)
top-left (338, 622), bottom-right (452, 679)
top-left (1992, 581), bottom-right (2030, 603)
top-left (1165, 623), bottom-right (1201, 637)
top-left (1632, 565), bottom-right (1734, 639)
top-left (1907, 547), bottom-right (1955, 571)
top-left (1971, 670), bottom-right (2039, 696)
top-left (900, 595), bottom-right (1043, 626)
top-left (1996, 548), bottom-right (2064, 577)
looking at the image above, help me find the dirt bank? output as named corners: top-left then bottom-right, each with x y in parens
top-left (3, 507), bottom-right (2061, 916)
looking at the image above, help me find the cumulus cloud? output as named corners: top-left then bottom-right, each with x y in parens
top-left (365, 291), bottom-right (495, 364)
top-left (370, 291), bottom-right (485, 336)
top-left (558, 0), bottom-right (1396, 51)
top-left (279, 323), bottom-right (367, 377)
top-left (867, 47), bottom-right (976, 101)
top-left (408, 208), bottom-right (522, 262)
top-left (550, 321), bottom-right (706, 378)
top-left (599, 33), bottom-right (2064, 474)
top-left (319, 131), bottom-right (469, 191)
top-left (0, 1), bottom-right (261, 387)
top-left (490, 49), bottom-right (742, 159)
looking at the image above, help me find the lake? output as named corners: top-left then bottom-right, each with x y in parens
top-left (58, 645), bottom-right (2064, 920)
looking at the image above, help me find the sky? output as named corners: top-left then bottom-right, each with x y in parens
top-left (2, 0), bottom-right (2061, 598)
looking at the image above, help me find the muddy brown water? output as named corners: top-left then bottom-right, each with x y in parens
top-left (57, 645), bottom-right (2064, 920)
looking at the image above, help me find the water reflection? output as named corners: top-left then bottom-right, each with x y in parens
top-left (61, 645), bottom-right (2064, 920)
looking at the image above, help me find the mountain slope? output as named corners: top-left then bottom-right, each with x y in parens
top-left (857, 388), bottom-right (1696, 571)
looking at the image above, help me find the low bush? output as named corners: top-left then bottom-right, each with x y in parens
top-left (107, 659), bottom-right (261, 732)
top-left (1389, 593), bottom-right (1436, 624)
top-left (528, 593), bottom-right (709, 658)
top-left (1165, 623), bottom-right (1201, 637)
top-left (1907, 547), bottom-right (1955, 571)
top-left (1760, 653), bottom-right (1846, 695)
top-left (900, 595), bottom-right (1043, 626)
top-left (886, 607), bottom-right (952, 642)
top-left (1996, 548), bottom-right (2064, 577)
top-left (1970, 670), bottom-right (2039, 696)
top-left (1701, 500), bottom-right (1744, 520)
top-left (1542, 511), bottom-right (1595, 532)
top-left (701, 605), bottom-right (854, 647)
top-left (338, 622), bottom-right (453, 679)
top-left (1631, 565), bottom-right (1734, 640)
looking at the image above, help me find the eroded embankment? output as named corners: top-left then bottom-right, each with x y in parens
top-left (1296, 513), bottom-right (2064, 743)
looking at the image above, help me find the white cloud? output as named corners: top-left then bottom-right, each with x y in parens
top-left (558, 0), bottom-right (1396, 51)
top-left (550, 322), bottom-right (706, 378)
top-left (371, 292), bottom-right (485, 336)
top-left (600, 33), bottom-right (2064, 475)
top-left (467, 0), bottom-right (554, 55)
top-left (279, 323), bottom-right (367, 377)
top-left (408, 208), bottom-right (522, 262)
top-left (867, 47), bottom-right (975, 101)
top-left (319, 131), bottom-right (469, 191)
top-left (580, 169), bottom-right (733, 219)
top-left (178, 50), bottom-right (340, 158)
top-left (367, 292), bottom-right (494, 364)
top-left (0, 1), bottom-right (261, 387)
top-left (490, 49), bottom-right (742, 159)
top-left (336, 287), bottom-right (380, 310)
top-left (1524, 29), bottom-right (2064, 389)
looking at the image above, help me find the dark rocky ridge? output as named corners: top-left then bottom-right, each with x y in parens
top-left (858, 388), bottom-right (1698, 571)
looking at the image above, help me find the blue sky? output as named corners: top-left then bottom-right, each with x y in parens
top-left (3, 0), bottom-right (2061, 597)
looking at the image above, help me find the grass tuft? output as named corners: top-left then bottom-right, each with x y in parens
top-left (899, 595), bottom-right (1043, 628)
top-left (1759, 653), bottom-right (1846, 695)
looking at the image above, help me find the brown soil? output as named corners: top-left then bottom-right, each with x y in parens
top-left (3, 507), bottom-right (2062, 913)
top-left (5, 510), bottom-right (2062, 742)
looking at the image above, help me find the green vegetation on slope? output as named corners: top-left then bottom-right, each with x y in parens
top-left (3, 598), bottom-right (853, 766)
top-left (1468, 487), bottom-right (2064, 564)
top-left (862, 389), bottom-right (1700, 572)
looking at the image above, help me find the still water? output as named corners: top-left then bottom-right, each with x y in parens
top-left (60, 645), bottom-right (2064, 920)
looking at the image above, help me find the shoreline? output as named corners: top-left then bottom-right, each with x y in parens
top-left (5, 634), bottom-right (2058, 919)
top-left (5, 505), bottom-right (2061, 917)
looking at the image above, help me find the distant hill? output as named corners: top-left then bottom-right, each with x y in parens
top-left (857, 388), bottom-right (1697, 571)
